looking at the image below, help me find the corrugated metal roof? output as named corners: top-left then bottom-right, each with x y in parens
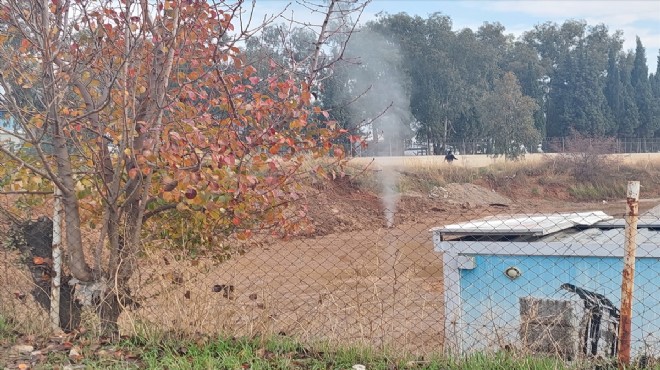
top-left (433, 204), bottom-right (660, 244)
top-left (592, 214), bottom-right (660, 228)
top-left (546, 204), bottom-right (660, 244)
top-left (434, 211), bottom-right (612, 237)
top-left (539, 226), bottom-right (660, 244)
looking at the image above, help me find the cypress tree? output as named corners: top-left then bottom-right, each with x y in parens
top-left (547, 53), bottom-right (576, 137)
top-left (631, 37), bottom-right (656, 138)
top-left (652, 53), bottom-right (660, 98)
top-left (604, 48), bottom-right (622, 132)
top-left (619, 52), bottom-right (640, 137)
top-left (571, 41), bottom-right (609, 135)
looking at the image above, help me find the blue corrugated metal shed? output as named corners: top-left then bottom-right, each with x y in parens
top-left (432, 207), bottom-right (660, 356)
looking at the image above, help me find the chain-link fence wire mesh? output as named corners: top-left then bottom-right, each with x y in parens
top-left (373, 137), bottom-right (660, 156)
top-left (1, 193), bottom-right (659, 362)
top-left (0, 195), bottom-right (58, 334)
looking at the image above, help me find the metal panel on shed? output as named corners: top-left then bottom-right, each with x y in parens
top-left (433, 211), bottom-right (612, 237)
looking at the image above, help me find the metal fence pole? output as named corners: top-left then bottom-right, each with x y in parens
top-left (618, 181), bottom-right (639, 367)
top-left (433, 230), bottom-right (463, 355)
top-left (50, 187), bottom-right (63, 331)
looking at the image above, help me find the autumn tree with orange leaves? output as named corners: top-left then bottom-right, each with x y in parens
top-left (0, 0), bottom-right (367, 334)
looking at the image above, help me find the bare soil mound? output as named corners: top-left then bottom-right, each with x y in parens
top-left (428, 183), bottom-right (511, 206)
top-left (304, 179), bottom-right (514, 236)
top-left (303, 176), bottom-right (384, 236)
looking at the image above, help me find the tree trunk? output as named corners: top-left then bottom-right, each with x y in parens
top-left (443, 116), bottom-right (448, 154)
top-left (97, 290), bottom-right (124, 338)
top-left (426, 127), bottom-right (431, 155)
top-left (37, 0), bottom-right (94, 283)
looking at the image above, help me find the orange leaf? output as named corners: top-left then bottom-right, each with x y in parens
top-left (33, 256), bottom-right (45, 265)
top-left (236, 230), bottom-right (252, 240)
top-left (232, 217), bottom-right (240, 226)
top-left (289, 119), bottom-right (306, 130)
top-left (301, 90), bottom-right (311, 103)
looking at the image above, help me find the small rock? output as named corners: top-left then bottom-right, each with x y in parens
top-left (255, 347), bottom-right (266, 357)
top-left (406, 360), bottom-right (430, 367)
top-left (69, 346), bottom-right (83, 361)
top-left (429, 186), bottom-right (449, 199)
top-left (12, 344), bottom-right (34, 354)
top-left (352, 365), bottom-right (366, 370)
top-left (331, 208), bottom-right (339, 214)
top-left (63, 365), bottom-right (86, 370)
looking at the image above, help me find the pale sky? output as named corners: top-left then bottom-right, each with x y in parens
top-left (248, 0), bottom-right (660, 72)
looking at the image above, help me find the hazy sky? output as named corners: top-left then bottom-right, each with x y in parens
top-left (249, 0), bottom-right (660, 72)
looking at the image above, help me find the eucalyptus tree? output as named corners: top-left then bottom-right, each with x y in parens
top-left (503, 42), bottom-right (547, 138)
top-left (478, 72), bottom-right (540, 159)
top-left (364, 12), bottom-right (459, 153)
top-left (412, 13), bottom-right (465, 153)
top-left (339, 27), bottom-right (414, 153)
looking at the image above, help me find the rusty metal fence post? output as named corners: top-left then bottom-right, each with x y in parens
top-left (618, 181), bottom-right (639, 367)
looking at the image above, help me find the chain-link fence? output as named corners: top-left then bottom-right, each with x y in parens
top-left (358, 137), bottom-right (660, 157)
top-left (1, 191), bottom-right (659, 364)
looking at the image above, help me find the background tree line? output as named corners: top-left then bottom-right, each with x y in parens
top-left (246, 13), bottom-right (660, 157)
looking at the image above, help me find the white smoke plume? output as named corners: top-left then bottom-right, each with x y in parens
top-left (343, 29), bottom-right (413, 227)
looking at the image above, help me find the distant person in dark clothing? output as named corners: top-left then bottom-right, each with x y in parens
top-left (444, 150), bottom-right (457, 163)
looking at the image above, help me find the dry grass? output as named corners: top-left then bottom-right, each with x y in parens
top-left (343, 155), bottom-right (660, 220)
top-left (0, 228), bottom-right (442, 356)
top-left (0, 249), bottom-right (52, 336)
top-left (345, 162), bottom-right (482, 196)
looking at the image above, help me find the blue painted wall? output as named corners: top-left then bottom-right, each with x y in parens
top-left (459, 254), bottom-right (659, 353)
